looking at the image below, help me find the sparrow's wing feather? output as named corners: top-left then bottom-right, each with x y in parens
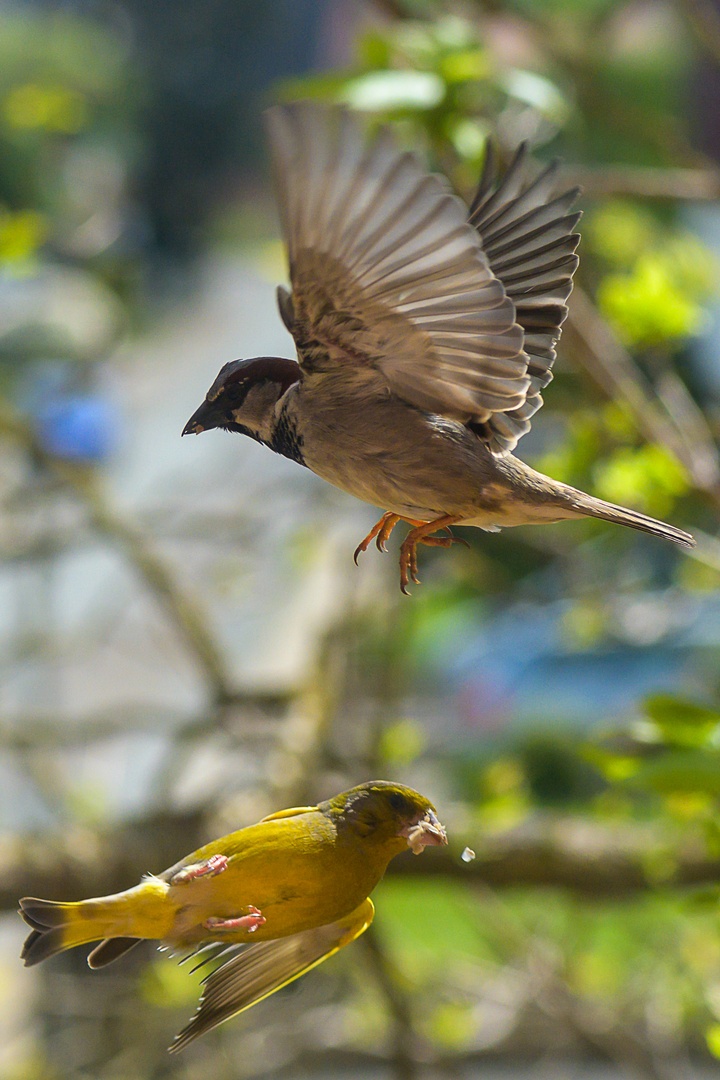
top-left (266, 103), bottom-right (529, 425)
top-left (169, 898), bottom-right (374, 1052)
top-left (469, 144), bottom-right (581, 452)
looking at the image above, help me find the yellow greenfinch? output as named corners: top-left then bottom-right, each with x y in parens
top-left (19, 780), bottom-right (446, 1050)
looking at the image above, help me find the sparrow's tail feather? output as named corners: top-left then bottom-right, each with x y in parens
top-left (571, 492), bottom-right (695, 548)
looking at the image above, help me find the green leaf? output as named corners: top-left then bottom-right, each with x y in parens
top-left (707, 1024), bottom-right (720, 1058)
top-left (645, 694), bottom-right (720, 729)
top-left (628, 750), bottom-right (720, 796)
top-left (0, 208), bottom-right (44, 268)
top-left (643, 694), bottom-right (720, 750)
top-left (592, 444), bottom-right (689, 516)
top-left (359, 30), bottom-right (392, 71)
top-left (341, 70), bottom-right (446, 111)
top-left (585, 202), bottom-right (656, 268)
top-left (664, 234), bottom-right (719, 300)
top-left (581, 744), bottom-right (640, 783)
top-left (500, 68), bottom-right (570, 122)
top-left (439, 48), bottom-right (489, 84)
top-left (3, 82), bottom-right (88, 132)
top-left (379, 718), bottom-right (426, 766)
top-left (598, 252), bottom-right (707, 348)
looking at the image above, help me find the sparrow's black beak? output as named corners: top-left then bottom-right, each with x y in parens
top-left (182, 400), bottom-right (218, 436)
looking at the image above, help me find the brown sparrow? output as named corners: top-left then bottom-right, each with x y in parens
top-left (183, 103), bottom-right (694, 593)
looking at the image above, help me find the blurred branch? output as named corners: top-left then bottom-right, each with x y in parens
top-left (0, 404), bottom-right (235, 704)
top-left (540, 966), bottom-right (679, 1080)
top-left (0, 698), bottom-right (290, 752)
top-left (367, 0), bottom-right (413, 19)
top-left (151, 601), bottom-right (354, 812)
top-left (361, 925), bottom-right (421, 1080)
top-left (5, 810), bottom-right (207, 907)
top-left (5, 813), bottom-right (720, 912)
top-left (566, 287), bottom-right (720, 499)
top-left (460, 883), bottom-right (676, 1080)
top-left (396, 819), bottom-right (720, 896)
top-left (678, 0), bottom-right (720, 67)
top-left (67, 468), bottom-right (235, 703)
top-left (565, 164), bottom-right (720, 200)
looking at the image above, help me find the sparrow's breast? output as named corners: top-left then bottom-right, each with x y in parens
top-left (286, 375), bottom-right (496, 521)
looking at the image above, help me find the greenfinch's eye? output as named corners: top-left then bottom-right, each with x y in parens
top-left (388, 792), bottom-right (405, 812)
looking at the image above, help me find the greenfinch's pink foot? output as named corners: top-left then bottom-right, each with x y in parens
top-left (170, 854), bottom-right (229, 884)
top-left (203, 907), bottom-right (265, 933)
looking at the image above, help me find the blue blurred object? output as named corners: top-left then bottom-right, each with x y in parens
top-left (35, 394), bottom-right (119, 462)
top-left (417, 596), bottom-right (704, 735)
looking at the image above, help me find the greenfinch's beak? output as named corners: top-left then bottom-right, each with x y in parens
top-left (401, 809), bottom-right (447, 854)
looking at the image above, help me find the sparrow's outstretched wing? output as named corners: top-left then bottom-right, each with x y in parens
top-left (170, 898), bottom-right (374, 1052)
top-left (266, 103), bottom-right (529, 426)
top-left (469, 143), bottom-right (581, 451)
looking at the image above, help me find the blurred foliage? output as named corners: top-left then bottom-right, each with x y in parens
top-left (281, 12), bottom-right (573, 189)
top-left (534, 401), bottom-right (693, 518)
top-left (0, 207), bottom-right (45, 271)
top-left (0, 8), bottom-right (138, 265)
top-left (587, 691), bottom-right (720, 852)
top-left (0, 3), bottom-right (142, 447)
top-left (4, 0), bottom-right (720, 1077)
top-left (589, 203), bottom-right (720, 348)
top-left (375, 878), bottom-right (720, 1057)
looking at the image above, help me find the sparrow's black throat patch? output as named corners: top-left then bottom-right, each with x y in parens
top-left (268, 404), bottom-right (306, 467)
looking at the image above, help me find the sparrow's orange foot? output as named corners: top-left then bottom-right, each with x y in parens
top-left (354, 513), bottom-right (402, 564)
top-left (399, 515), bottom-right (463, 595)
top-left (171, 854), bottom-right (229, 885)
top-left (354, 512), bottom-right (434, 563)
top-left (203, 906), bottom-right (266, 934)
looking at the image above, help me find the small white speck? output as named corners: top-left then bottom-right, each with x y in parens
top-left (461, 847), bottom-right (475, 863)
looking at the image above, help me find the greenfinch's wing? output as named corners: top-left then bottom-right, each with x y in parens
top-left (258, 805), bottom-right (318, 823)
top-left (169, 898), bottom-right (374, 1052)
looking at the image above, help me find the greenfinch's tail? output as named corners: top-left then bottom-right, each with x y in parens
top-left (20, 898), bottom-right (87, 966)
top-left (19, 879), bottom-right (172, 967)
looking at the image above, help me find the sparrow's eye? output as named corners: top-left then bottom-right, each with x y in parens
top-left (214, 378), bottom-right (246, 404)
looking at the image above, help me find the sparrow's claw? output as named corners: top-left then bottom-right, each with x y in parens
top-left (398, 515), bottom-right (462, 594)
top-left (171, 854), bottom-right (229, 885)
top-left (376, 513), bottom-right (402, 553)
top-left (203, 906), bottom-right (266, 934)
top-left (399, 540), bottom-right (422, 594)
top-left (418, 532), bottom-right (470, 550)
top-left (355, 513), bottom-right (463, 590)
top-left (354, 512), bottom-right (402, 563)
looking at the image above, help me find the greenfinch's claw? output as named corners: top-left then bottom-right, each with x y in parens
top-left (171, 854), bottom-right (229, 885)
top-left (204, 906), bottom-right (265, 934)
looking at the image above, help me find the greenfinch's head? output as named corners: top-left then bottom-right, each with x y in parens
top-left (324, 781), bottom-right (447, 853)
